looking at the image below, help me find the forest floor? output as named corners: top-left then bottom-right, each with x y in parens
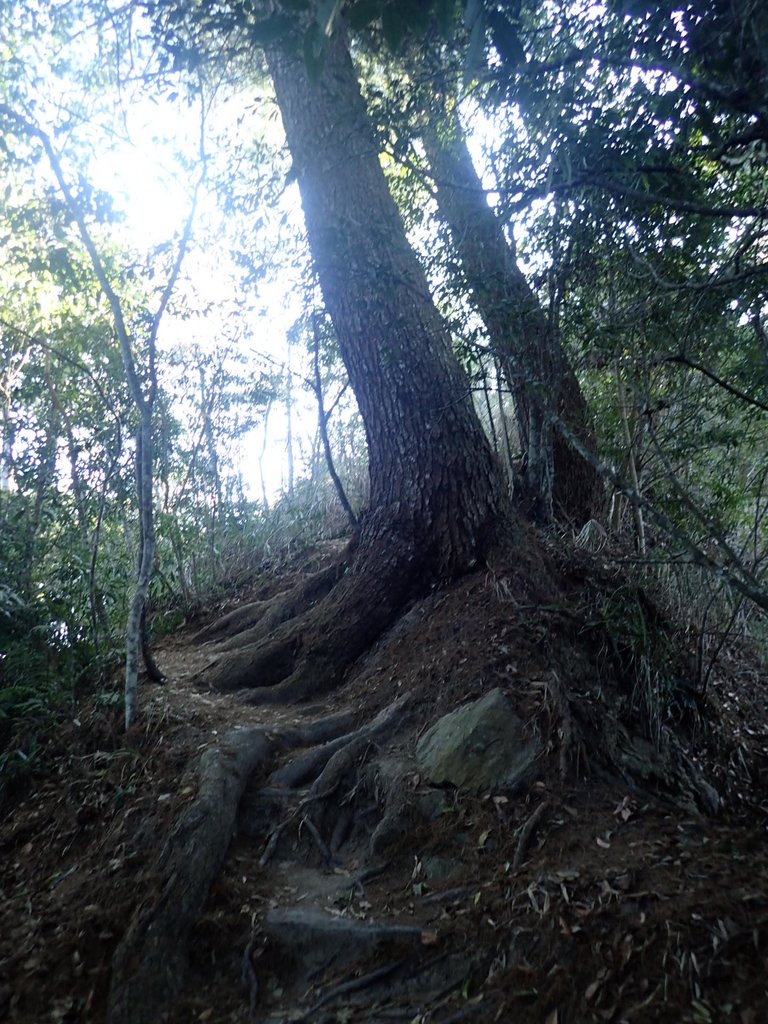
top-left (1, 535), bottom-right (768, 1024)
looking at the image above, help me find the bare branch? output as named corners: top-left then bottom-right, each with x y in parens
top-left (549, 411), bottom-right (768, 615)
top-left (662, 354), bottom-right (768, 415)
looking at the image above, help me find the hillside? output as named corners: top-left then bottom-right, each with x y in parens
top-left (1, 534), bottom-right (767, 1024)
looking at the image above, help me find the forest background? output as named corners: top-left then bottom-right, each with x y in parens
top-left (0, 0), bottom-right (766, 778)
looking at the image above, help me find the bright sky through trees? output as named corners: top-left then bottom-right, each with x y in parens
top-left (63, 79), bottom-right (317, 497)
top-left (0, 0), bottom-right (323, 502)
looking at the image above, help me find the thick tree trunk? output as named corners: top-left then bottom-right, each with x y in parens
top-left (266, 31), bottom-right (507, 577)
top-left (420, 105), bottom-right (604, 526)
top-left (199, 28), bottom-right (511, 701)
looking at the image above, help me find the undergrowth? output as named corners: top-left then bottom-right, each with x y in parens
top-left (0, 475), bottom-right (360, 798)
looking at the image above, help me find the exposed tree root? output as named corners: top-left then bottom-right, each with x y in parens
top-left (218, 561), bottom-right (346, 651)
top-left (192, 599), bottom-right (269, 645)
top-left (194, 560), bottom-right (347, 649)
top-left (203, 553), bottom-right (420, 701)
top-left (278, 707), bottom-right (359, 750)
top-left (258, 818), bottom-right (289, 868)
top-left (107, 726), bottom-right (276, 1024)
top-left (304, 957), bottom-right (406, 1017)
top-left (257, 694), bottom-right (414, 866)
top-left (241, 936), bottom-right (259, 1019)
top-left (269, 694), bottom-right (413, 788)
top-left (107, 693), bottom-right (415, 1022)
top-left (301, 813), bottom-right (336, 866)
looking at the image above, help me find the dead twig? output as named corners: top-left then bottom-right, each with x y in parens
top-left (512, 800), bottom-right (550, 873)
top-left (301, 814), bottom-right (336, 866)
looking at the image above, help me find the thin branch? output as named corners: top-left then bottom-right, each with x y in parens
top-left (387, 138), bottom-right (766, 220)
top-left (663, 354), bottom-right (768, 415)
top-left (644, 416), bottom-right (763, 586)
top-left (522, 176), bottom-right (768, 220)
top-left (147, 77), bottom-right (208, 364)
top-left (0, 318), bottom-right (125, 428)
top-left (512, 800), bottom-right (549, 873)
top-left (515, 47), bottom-right (768, 121)
top-left (0, 103), bottom-right (146, 411)
top-left (549, 410), bottom-right (768, 615)
top-left (311, 310), bottom-right (358, 531)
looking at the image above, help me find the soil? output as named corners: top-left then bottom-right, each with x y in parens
top-left (1, 536), bottom-right (767, 1024)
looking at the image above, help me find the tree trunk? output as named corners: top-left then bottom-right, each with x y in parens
top-left (201, 28), bottom-right (511, 702)
top-left (266, 30), bottom-right (506, 577)
top-left (125, 411), bottom-right (158, 724)
top-left (420, 104), bottom-right (604, 526)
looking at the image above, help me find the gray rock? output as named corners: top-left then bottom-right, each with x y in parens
top-left (415, 688), bottom-right (539, 793)
top-left (421, 856), bottom-right (462, 885)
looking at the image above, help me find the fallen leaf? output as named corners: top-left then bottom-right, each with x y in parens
top-left (613, 796), bottom-right (633, 821)
top-left (596, 836), bottom-right (611, 849)
top-left (585, 979), bottom-right (601, 1001)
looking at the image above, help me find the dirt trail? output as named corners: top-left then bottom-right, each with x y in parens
top-left (1, 545), bottom-right (767, 1023)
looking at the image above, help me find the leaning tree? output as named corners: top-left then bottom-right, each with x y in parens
top-left (152, 0), bottom-right (768, 705)
top-left (188, 12), bottom-right (514, 702)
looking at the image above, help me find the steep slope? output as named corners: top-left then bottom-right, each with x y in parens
top-left (1, 537), bottom-right (766, 1023)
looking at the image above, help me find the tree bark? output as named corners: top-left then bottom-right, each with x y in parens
top-left (200, 27), bottom-right (511, 701)
top-left (107, 728), bottom-right (276, 1024)
top-left (420, 103), bottom-right (604, 526)
top-left (266, 30), bottom-right (507, 579)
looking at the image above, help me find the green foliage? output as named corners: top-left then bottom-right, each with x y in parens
top-left (0, 0), bottom-right (765, 775)
top-left (583, 581), bottom-right (684, 743)
top-left (0, 564), bottom-right (77, 795)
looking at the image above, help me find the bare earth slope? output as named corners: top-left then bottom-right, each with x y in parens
top-left (1, 538), bottom-right (767, 1023)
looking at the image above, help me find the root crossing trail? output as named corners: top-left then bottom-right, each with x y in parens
top-left (2, 546), bottom-right (767, 1024)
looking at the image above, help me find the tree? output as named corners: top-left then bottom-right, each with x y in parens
top-left (0, 0), bottom-right (207, 724)
top-left (417, 95), bottom-right (604, 525)
top-left (148, 0), bottom-right (768, 706)
top-left (202, 20), bottom-right (510, 702)
top-left (8, 109), bottom-right (201, 726)
top-left (346, 24), bottom-right (605, 525)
